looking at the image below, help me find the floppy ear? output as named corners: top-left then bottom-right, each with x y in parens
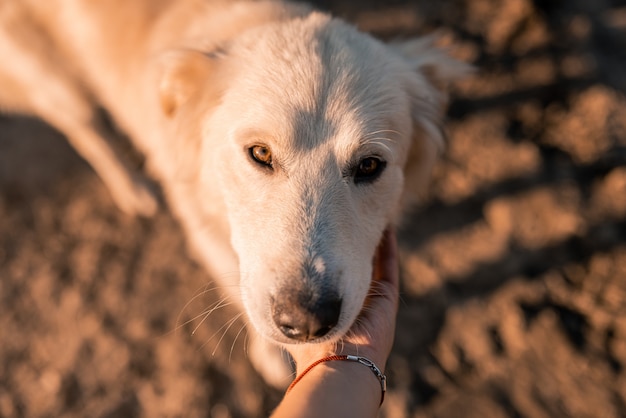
top-left (155, 49), bottom-right (225, 181)
top-left (393, 36), bottom-right (472, 205)
top-left (394, 35), bottom-right (472, 95)
top-left (157, 49), bottom-right (217, 117)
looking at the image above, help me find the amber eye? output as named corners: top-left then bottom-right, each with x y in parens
top-left (249, 145), bottom-right (272, 168)
top-left (354, 157), bottom-right (386, 184)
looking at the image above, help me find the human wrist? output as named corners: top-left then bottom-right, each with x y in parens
top-left (293, 347), bottom-right (387, 376)
top-left (287, 354), bottom-right (387, 406)
top-left (273, 357), bottom-right (384, 418)
top-left (318, 358), bottom-right (383, 400)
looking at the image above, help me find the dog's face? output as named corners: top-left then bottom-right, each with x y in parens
top-left (159, 13), bottom-right (462, 345)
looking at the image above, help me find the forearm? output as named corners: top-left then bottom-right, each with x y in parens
top-left (272, 360), bottom-right (382, 418)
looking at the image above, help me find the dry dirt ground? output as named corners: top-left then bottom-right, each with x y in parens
top-left (1, 0), bottom-right (626, 417)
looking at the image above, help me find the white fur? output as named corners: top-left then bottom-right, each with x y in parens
top-left (0, 0), bottom-right (466, 386)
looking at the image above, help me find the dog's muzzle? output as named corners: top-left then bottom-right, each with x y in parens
top-left (270, 290), bottom-right (342, 342)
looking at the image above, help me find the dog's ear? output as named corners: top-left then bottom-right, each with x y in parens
top-left (394, 35), bottom-right (472, 97)
top-left (157, 49), bottom-right (217, 117)
top-left (393, 36), bottom-right (472, 205)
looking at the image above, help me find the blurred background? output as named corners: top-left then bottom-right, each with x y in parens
top-left (1, 0), bottom-right (625, 417)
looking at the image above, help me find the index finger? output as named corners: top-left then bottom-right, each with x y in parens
top-left (372, 227), bottom-right (399, 289)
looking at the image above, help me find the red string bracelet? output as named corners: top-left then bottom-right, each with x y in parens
top-left (286, 355), bottom-right (387, 406)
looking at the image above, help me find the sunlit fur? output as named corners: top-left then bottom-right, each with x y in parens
top-left (0, 0), bottom-right (467, 387)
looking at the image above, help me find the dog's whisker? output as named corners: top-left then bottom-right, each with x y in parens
top-left (228, 321), bottom-right (248, 363)
top-left (189, 307), bottom-right (221, 337)
top-left (287, 348), bottom-right (295, 370)
top-left (243, 329), bottom-right (250, 357)
top-left (198, 312), bottom-right (243, 353)
top-left (176, 282), bottom-right (215, 315)
top-left (212, 312), bottom-right (245, 356)
top-left (167, 298), bottom-right (226, 337)
top-left (174, 275), bottom-right (244, 336)
top-left (281, 347), bottom-right (294, 376)
top-left (191, 299), bottom-right (234, 336)
top-left (175, 283), bottom-right (226, 330)
top-left (184, 298), bottom-right (231, 330)
top-left (176, 276), bottom-right (239, 305)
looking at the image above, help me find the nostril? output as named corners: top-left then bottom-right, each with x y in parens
top-left (273, 310), bottom-right (309, 342)
top-left (313, 298), bottom-right (342, 337)
top-left (277, 323), bottom-right (303, 340)
top-left (312, 324), bottom-right (333, 338)
top-left (278, 325), bottom-right (307, 341)
top-left (271, 296), bottom-right (342, 342)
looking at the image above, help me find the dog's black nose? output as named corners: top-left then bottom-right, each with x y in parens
top-left (271, 294), bottom-right (342, 342)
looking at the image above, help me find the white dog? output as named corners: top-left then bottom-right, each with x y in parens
top-left (0, 0), bottom-right (465, 386)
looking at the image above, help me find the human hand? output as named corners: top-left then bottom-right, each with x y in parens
top-left (286, 227), bottom-right (400, 375)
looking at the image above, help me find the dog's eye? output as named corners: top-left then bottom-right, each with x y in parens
top-left (354, 157), bottom-right (386, 184)
top-left (249, 145), bottom-right (273, 168)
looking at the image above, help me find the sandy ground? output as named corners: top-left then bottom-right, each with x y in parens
top-left (1, 0), bottom-right (626, 417)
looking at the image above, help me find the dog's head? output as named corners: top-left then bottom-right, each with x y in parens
top-left (158, 12), bottom-right (466, 345)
